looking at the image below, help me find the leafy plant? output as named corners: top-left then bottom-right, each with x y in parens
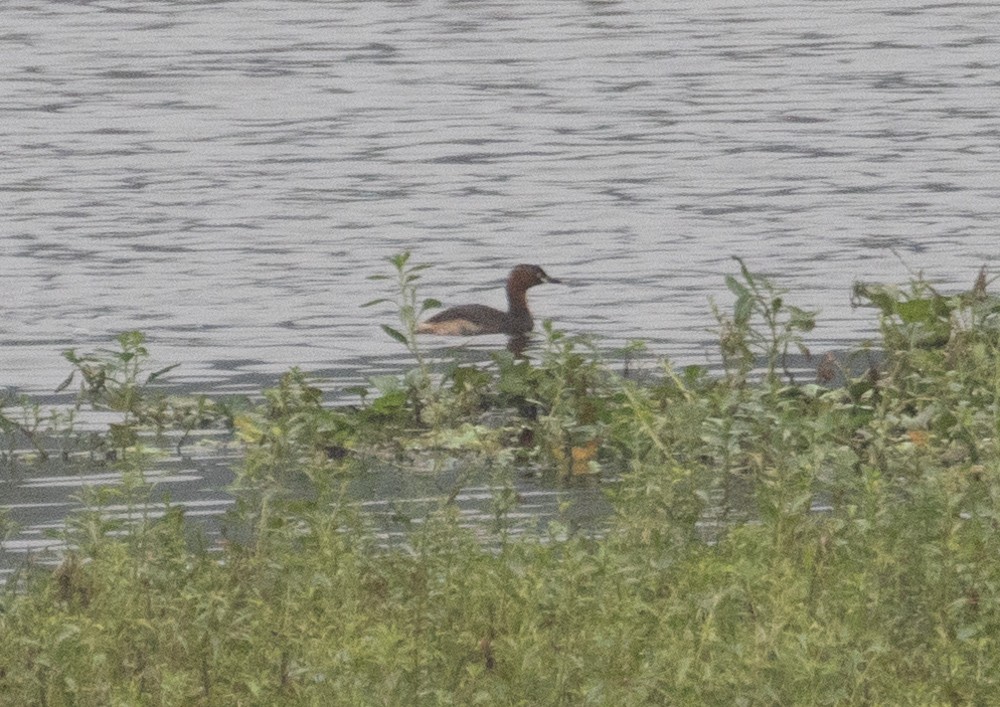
top-left (58, 331), bottom-right (179, 416)
top-left (7, 269), bottom-right (1000, 704)
top-left (56, 331), bottom-right (231, 456)
top-left (363, 251), bottom-right (441, 373)
top-left (712, 257), bottom-right (816, 386)
top-left (0, 393), bottom-right (58, 462)
top-left (362, 252), bottom-right (449, 428)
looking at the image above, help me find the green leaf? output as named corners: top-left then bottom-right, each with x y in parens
top-left (381, 325), bottom-right (408, 345)
top-left (421, 298), bottom-right (442, 312)
top-left (734, 256), bottom-right (753, 281)
top-left (852, 283), bottom-right (899, 315)
top-left (956, 625), bottom-right (979, 641)
top-left (896, 298), bottom-right (937, 325)
top-left (789, 306), bottom-right (817, 332)
top-left (109, 422), bottom-right (138, 449)
top-left (147, 363), bottom-right (181, 383)
top-left (390, 251), bottom-right (411, 269)
top-left (368, 375), bottom-right (403, 395)
top-left (734, 293), bottom-right (754, 325)
top-left (117, 330), bottom-right (146, 349)
top-left (361, 298), bottom-right (390, 308)
top-left (370, 388), bottom-right (408, 415)
top-left (725, 274), bottom-right (749, 299)
top-left (55, 371), bottom-right (76, 393)
top-left (343, 384), bottom-right (369, 399)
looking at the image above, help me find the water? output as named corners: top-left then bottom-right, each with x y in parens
top-left (0, 444), bottom-right (612, 583)
top-left (5, 0), bottom-right (999, 393)
top-left (3, 0), bottom-right (999, 569)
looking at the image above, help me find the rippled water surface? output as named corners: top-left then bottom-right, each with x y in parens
top-left (3, 0), bottom-right (1000, 569)
top-left (5, 0), bottom-right (999, 393)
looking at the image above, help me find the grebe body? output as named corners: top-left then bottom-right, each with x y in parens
top-left (416, 264), bottom-right (560, 336)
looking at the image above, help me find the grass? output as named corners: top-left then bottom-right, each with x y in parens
top-left (2, 258), bottom-right (1000, 704)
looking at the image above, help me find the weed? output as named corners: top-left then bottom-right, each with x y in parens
top-left (363, 251), bottom-right (441, 413)
top-left (5, 264), bottom-right (1000, 704)
top-left (712, 256), bottom-right (816, 386)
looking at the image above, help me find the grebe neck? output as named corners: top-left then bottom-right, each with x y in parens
top-left (507, 288), bottom-right (530, 315)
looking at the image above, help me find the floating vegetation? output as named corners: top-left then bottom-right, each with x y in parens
top-left (2, 259), bottom-right (1000, 703)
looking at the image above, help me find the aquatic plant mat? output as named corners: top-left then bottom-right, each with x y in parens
top-left (4, 262), bottom-right (1000, 704)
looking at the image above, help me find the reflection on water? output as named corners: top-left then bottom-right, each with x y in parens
top-left (0, 447), bottom-right (237, 582)
top-left (3, 0), bottom-right (999, 570)
top-left (0, 443), bottom-right (614, 582)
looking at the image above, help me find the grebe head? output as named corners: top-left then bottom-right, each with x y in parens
top-left (508, 264), bottom-right (561, 292)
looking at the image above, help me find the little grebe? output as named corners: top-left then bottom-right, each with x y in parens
top-left (416, 264), bottom-right (561, 336)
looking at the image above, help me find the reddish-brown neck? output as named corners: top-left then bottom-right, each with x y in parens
top-left (506, 273), bottom-right (533, 314)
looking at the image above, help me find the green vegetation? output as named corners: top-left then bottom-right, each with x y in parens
top-left (3, 257), bottom-right (1000, 704)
